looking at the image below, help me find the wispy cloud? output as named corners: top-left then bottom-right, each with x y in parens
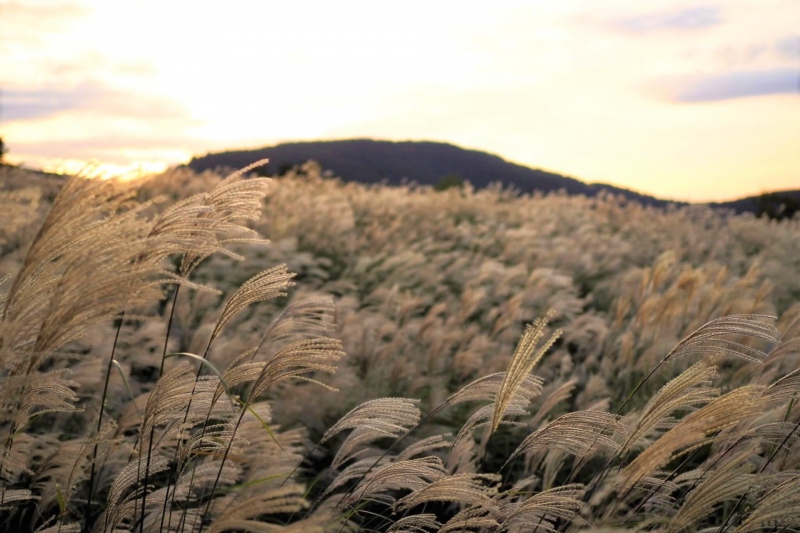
top-left (775, 35), bottom-right (798, 60)
top-left (0, 1), bottom-right (90, 48)
top-left (42, 54), bottom-right (156, 80)
top-left (611, 6), bottom-right (722, 33)
top-left (652, 68), bottom-right (798, 102)
top-left (1, 1), bottom-right (88, 28)
top-left (11, 134), bottom-right (208, 162)
top-left (4, 81), bottom-right (190, 122)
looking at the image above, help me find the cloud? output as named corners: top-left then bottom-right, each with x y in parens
top-left (1, 1), bottom-right (89, 28)
top-left (0, 1), bottom-right (90, 48)
top-left (10, 135), bottom-right (210, 162)
top-left (42, 54), bottom-right (156, 80)
top-left (775, 35), bottom-right (798, 60)
top-left (653, 68), bottom-right (798, 102)
top-left (611, 6), bottom-right (722, 33)
top-left (3, 81), bottom-right (190, 122)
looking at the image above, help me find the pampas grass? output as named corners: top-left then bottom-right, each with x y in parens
top-left (0, 162), bottom-right (798, 532)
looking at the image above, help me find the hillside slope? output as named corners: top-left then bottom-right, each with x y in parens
top-left (187, 139), bottom-right (675, 207)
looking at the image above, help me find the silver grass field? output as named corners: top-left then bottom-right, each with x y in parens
top-left (0, 162), bottom-right (799, 533)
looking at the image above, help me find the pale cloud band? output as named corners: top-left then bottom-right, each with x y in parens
top-left (3, 81), bottom-right (193, 122)
top-left (610, 6), bottom-right (723, 33)
top-left (653, 68), bottom-right (798, 103)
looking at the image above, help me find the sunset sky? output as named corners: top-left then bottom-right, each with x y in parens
top-left (2, 0), bottom-right (798, 201)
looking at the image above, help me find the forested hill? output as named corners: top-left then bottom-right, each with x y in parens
top-left (186, 139), bottom-right (674, 207)
top-left (187, 139), bottom-right (798, 217)
top-left (708, 190), bottom-right (800, 220)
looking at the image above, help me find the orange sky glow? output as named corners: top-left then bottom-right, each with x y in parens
top-left (2, 0), bottom-right (798, 201)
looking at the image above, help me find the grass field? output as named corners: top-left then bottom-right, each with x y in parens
top-left (0, 162), bottom-right (798, 532)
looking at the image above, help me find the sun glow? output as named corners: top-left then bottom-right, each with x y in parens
top-left (40, 159), bottom-right (170, 182)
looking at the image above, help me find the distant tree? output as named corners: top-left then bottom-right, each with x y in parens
top-left (435, 173), bottom-right (464, 191)
top-left (253, 165), bottom-right (271, 177)
top-left (0, 136), bottom-right (6, 164)
top-left (278, 162), bottom-right (296, 176)
top-left (756, 193), bottom-right (799, 221)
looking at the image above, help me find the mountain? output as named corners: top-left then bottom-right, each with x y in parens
top-left (186, 139), bottom-right (797, 217)
top-left (187, 139), bottom-right (675, 207)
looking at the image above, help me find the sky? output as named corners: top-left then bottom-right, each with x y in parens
top-left (2, 0), bottom-right (798, 202)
